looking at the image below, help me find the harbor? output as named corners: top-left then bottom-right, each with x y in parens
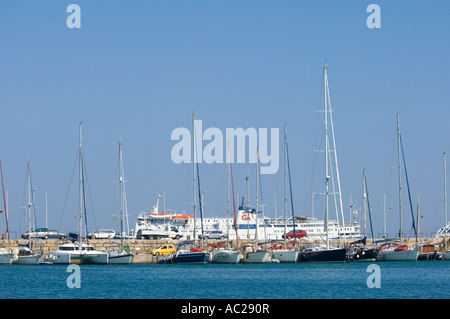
top-left (0, 237), bottom-right (447, 264)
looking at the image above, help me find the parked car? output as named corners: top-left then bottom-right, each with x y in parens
top-left (21, 228), bottom-right (66, 239)
top-left (151, 244), bottom-right (177, 256)
top-left (88, 229), bottom-right (116, 239)
top-left (198, 230), bottom-right (227, 240)
top-left (282, 229), bottom-right (307, 239)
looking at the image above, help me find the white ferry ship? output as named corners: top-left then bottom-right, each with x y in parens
top-left (133, 198), bottom-right (361, 241)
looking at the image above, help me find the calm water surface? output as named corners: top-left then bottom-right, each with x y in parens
top-left (0, 261), bottom-right (448, 299)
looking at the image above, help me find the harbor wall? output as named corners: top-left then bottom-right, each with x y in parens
top-left (1, 237), bottom-right (447, 264)
top-left (0, 237), bottom-right (445, 253)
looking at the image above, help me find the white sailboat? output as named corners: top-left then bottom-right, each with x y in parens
top-left (14, 160), bottom-right (42, 265)
top-left (272, 125), bottom-right (298, 263)
top-left (0, 158), bottom-right (14, 265)
top-left (299, 65), bottom-right (346, 263)
top-left (241, 146), bottom-right (271, 263)
top-left (171, 113), bottom-right (211, 264)
top-left (212, 143), bottom-right (242, 264)
top-left (0, 249), bottom-right (14, 265)
top-left (108, 141), bottom-right (134, 264)
top-left (346, 169), bottom-right (377, 262)
top-left (46, 122), bottom-right (108, 264)
top-left (377, 114), bottom-right (418, 262)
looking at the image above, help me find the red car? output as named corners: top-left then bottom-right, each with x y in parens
top-left (282, 229), bottom-right (306, 239)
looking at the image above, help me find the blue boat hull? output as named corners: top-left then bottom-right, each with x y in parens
top-left (171, 252), bottom-right (211, 264)
top-left (299, 248), bottom-right (346, 263)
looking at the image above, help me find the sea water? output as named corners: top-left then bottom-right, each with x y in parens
top-left (0, 261), bottom-right (448, 299)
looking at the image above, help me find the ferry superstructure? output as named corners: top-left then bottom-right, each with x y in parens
top-left (133, 199), bottom-right (361, 241)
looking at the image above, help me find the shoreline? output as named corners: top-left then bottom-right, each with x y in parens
top-left (1, 237), bottom-right (448, 264)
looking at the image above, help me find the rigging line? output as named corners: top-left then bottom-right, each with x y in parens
top-left (0, 158), bottom-right (11, 245)
top-left (81, 154), bottom-right (89, 243)
top-left (326, 84), bottom-right (345, 236)
top-left (305, 117), bottom-right (324, 218)
top-left (20, 163), bottom-right (28, 236)
top-left (399, 133), bottom-right (418, 241)
top-left (286, 138), bottom-right (296, 248)
top-left (58, 151), bottom-right (78, 232)
top-left (257, 158), bottom-right (267, 240)
top-left (111, 149), bottom-right (120, 226)
top-left (364, 172), bottom-right (375, 241)
top-left (230, 162), bottom-right (239, 247)
top-left (196, 161), bottom-right (205, 242)
top-left (327, 141), bottom-right (340, 226)
top-left (29, 166), bottom-right (40, 249)
top-left (82, 154), bottom-right (98, 232)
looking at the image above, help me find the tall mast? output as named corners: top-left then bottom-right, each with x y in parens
top-left (27, 159), bottom-right (32, 247)
top-left (363, 168), bottom-right (367, 239)
top-left (230, 161), bottom-right (239, 247)
top-left (119, 141), bottom-right (124, 251)
top-left (0, 158), bottom-right (11, 246)
top-left (255, 146), bottom-right (259, 245)
top-left (45, 191), bottom-right (48, 229)
top-left (324, 65), bottom-right (330, 250)
top-left (325, 65), bottom-right (346, 245)
top-left (284, 124), bottom-right (287, 249)
top-left (397, 113), bottom-right (403, 243)
top-left (79, 121), bottom-right (83, 248)
top-left (226, 141), bottom-right (230, 249)
top-left (444, 152), bottom-right (448, 250)
top-left (246, 175), bottom-right (250, 239)
top-left (192, 113), bottom-right (197, 246)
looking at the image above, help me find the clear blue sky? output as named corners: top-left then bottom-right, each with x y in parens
top-left (1, 1), bottom-right (449, 238)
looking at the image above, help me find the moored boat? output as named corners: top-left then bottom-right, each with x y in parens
top-left (0, 249), bottom-right (14, 265)
top-left (240, 244), bottom-right (271, 263)
top-left (377, 242), bottom-right (418, 261)
top-left (417, 243), bottom-right (441, 261)
top-left (14, 247), bottom-right (42, 265)
top-left (13, 160), bottom-right (42, 265)
top-left (299, 66), bottom-right (346, 263)
top-left (0, 159), bottom-right (14, 265)
top-left (46, 242), bottom-right (108, 264)
top-left (272, 249), bottom-right (298, 263)
top-left (211, 248), bottom-right (242, 263)
top-left (299, 246), bottom-right (346, 263)
top-left (107, 141), bottom-right (134, 264)
top-left (171, 242), bottom-right (211, 264)
top-left (377, 114), bottom-right (419, 262)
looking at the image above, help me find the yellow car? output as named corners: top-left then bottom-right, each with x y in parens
top-left (151, 244), bottom-right (177, 256)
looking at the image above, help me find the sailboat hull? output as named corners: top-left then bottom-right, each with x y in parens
top-left (14, 254), bottom-right (42, 265)
top-left (241, 251), bottom-right (270, 263)
top-left (171, 251), bottom-right (211, 264)
top-left (212, 250), bottom-right (242, 263)
top-left (377, 249), bottom-right (418, 261)
top-left (78, 252), bottom-right (109, 264)
top-left (272, 250), bottom-right (298, 263)
top-left (443, 251), bottom-right (450, 260)
top-left (45, 251), bottom-right (71, 264)
top-left (346, 248), bottom-right (377, 262)
top-left (0, 252), bottom-right (14, 265)
top-left (108, 253), bottom-right (134, 264)
top-left (299, 248), bottom-right (346, 263)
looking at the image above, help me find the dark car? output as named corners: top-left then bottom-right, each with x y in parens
top-left (282, 229), bottom-right (306, 239)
